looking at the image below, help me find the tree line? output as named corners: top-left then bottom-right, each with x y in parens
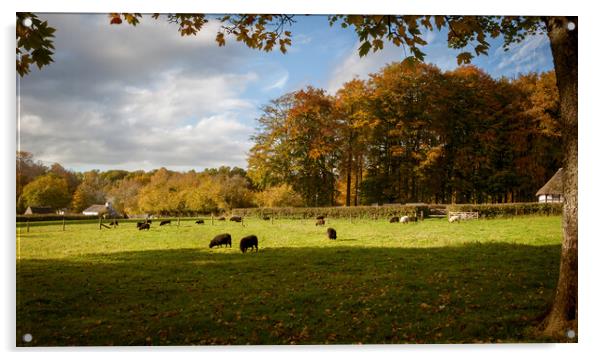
top-left (16, 153), bottom-right (258, 216)
top-left (247, 62), bottom-right (561, 207)
top-left (17, 63), bottom-right (560, 215)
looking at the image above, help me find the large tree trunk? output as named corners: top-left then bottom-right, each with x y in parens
top-left (541, 16), bottom-right (578, 339)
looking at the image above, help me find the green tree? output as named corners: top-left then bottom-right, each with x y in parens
top-left (20, 173), bottom-right (70, 210)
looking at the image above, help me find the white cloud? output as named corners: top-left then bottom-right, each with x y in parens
top-left (18, 14), bottom-right (265, 171)
top-left (326, 41), bottom-right (404, 93)
top-left (263, 71), bottom-right (289, 91)
top-left (495, 33), bottom-right (550, 75)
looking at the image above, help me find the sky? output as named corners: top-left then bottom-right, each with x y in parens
top-left (17, 13), bottom-right (555, 173)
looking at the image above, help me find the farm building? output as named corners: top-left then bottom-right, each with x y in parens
top-left (82, 202), bottom-right (120, 217)
top-left (23, 206), bottom-right (55, 215)
top-left (536, 168), bottom-right (564, 203)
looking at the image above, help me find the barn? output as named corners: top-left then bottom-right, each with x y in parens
top-left (536, 168), bottom-right (564, 203)
top-left (82, 202), bottom-right (120, 217)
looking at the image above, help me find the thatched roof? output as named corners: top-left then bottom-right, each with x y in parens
top-left (536, 168), bottom-right (563, 196)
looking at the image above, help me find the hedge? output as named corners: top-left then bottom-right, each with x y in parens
top-left (446, 202), bottom-right (563, 218)
top-left (232, 202), bottom-right (562, 220)
top-left (232, 205), bottom-right (430, 219)
top-left (17, 214), bottom-right (101, 222)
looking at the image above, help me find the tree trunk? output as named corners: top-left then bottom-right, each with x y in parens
top-left (541, 16), bottom-right (578, 339)
top-left (345, 146), bottom-right (353, 207)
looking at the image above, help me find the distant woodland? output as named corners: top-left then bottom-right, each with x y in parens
top-left (17, 63), bottom-right (561, 215)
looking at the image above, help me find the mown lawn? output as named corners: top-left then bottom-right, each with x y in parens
top-left (16, 216), bottom-right (563, 346)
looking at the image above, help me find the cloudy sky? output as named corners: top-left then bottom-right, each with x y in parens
top-left (18, 14), bottom-right (554, 172)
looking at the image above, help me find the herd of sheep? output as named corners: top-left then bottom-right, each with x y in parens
top-left (128, 211), bottom-right (464, 253)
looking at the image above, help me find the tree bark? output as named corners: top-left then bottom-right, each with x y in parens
top-left (541, 16), bottom-right (578, 339)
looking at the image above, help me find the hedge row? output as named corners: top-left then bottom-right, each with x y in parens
top-left (232, 205), bottom-right (430, 219)
top-left (232, 202), bottom-right (562, 219)
top-left (17, 214), bottom-right (101, 222)
top-left (446, 202), bottom-right (563, 218)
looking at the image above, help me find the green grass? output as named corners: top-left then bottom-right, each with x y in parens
top-left (16, 216), bottom-right (563, 345)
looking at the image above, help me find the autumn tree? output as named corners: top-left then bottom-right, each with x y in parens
top-left (334, 79), bottom-right (376, 206)
top-left (71, 170), bottom-right (109, 212)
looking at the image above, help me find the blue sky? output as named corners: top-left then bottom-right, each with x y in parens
top-left (18, 14), bottom-right (554, 172)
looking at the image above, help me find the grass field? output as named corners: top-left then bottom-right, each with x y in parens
top-left (16, 216), bottom-right (563, 345)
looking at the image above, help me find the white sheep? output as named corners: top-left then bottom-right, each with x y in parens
top-left (399, 216), bottom-right (410, 224)
top-left (448, 215), bottom-right (460, 223)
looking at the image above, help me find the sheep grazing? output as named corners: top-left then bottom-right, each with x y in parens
top-left (209, 233), bottom-right (232, 248)
top-left (316, 215), bottom-right (325, 220)
top-left (195, 219), bottom-right (205, 224)
top-left (160, 220), bottom-right (171, 226)
top-left (316, 219), bottom-right (325, 226)
top-left (136, 221), bottom-right (145, 228)
top-left (399, 216), bottom-right (410, 224)
top-left (146, 219), bottom-right (153, 224)
top-left (240, 235), bottom-right (258, 253)
top-left (327, 227), bottom-right (337, 240)
top-left (229, 216), bottom-right (242, 223)
top-left (449, 215), bottom-right (460, 223)
top-left (138, 223), bottom-right (150, 231)
top-left (389, 216), bottom-right (400, 223)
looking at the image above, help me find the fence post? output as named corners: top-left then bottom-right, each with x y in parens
top-left (211, 214), bottom-right (214, 225)
top-left (99, 217), bottom-right (102, 230)
top-left (62, 216), bottom-right (66, 231)
top-left (27, 220), bottom-right (30, 233)
top-left (178, 217), bottom-right (181, 227)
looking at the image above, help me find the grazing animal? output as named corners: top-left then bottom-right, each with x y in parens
top-left (160, 220), bottom-right (171, 226)
top-left (399, 216), bottom-right (410, 224)
top-left (389, 216), bottom-right (399, 223)
top-left (316, 219), bottom-right (325, 226)
top-left (262, 216), bottom-right (270, 221)
top-left (138, 223), bottom-right (150, 231)
top-left (449, 215), bottom-right (460, 223)
top-left (316, 215), bottom-right (325, 220)
top-left (145, 219), bottom-right (152, 224)
top-left (327, 227), bottom-right (337, 240)
top-left (217, 216), bottom-right (226, 221)
top-left (240, 235), bottom-right (258, 253)
top-left (136, 221), bottom-right (145, 228)
top-left (230, 216), bottom-right (243, 223)
top-left (195, 219), bottom-right (205, 224)
top-left (209, 233), bottom-right (232, 248)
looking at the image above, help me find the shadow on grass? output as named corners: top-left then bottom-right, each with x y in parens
top-left (17, 243), bottom-right (561, 346)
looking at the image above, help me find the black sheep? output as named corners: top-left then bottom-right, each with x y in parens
top-left (230, 216), bottom-right (242, 222)
top-left (327, 228), bottom-right (337, 240)
top-left (136, 221), bottom-right (145, 228)
top-left (195, 219), bottom-right (205, 224)
top-left (209, 233), bottom-right (232, 248)
top-left (316, 215), bottom-right (325, 220)
top-left (160, 220), bottom-right (171, 226)
top-left (138, 223), bottom-right (150, 231)
top-left (389, 216), bottom-right (400, 223)
top-left (240, 235), bottom-right (258, 253)
top-left (316, 219), bottom-right (325, 226)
